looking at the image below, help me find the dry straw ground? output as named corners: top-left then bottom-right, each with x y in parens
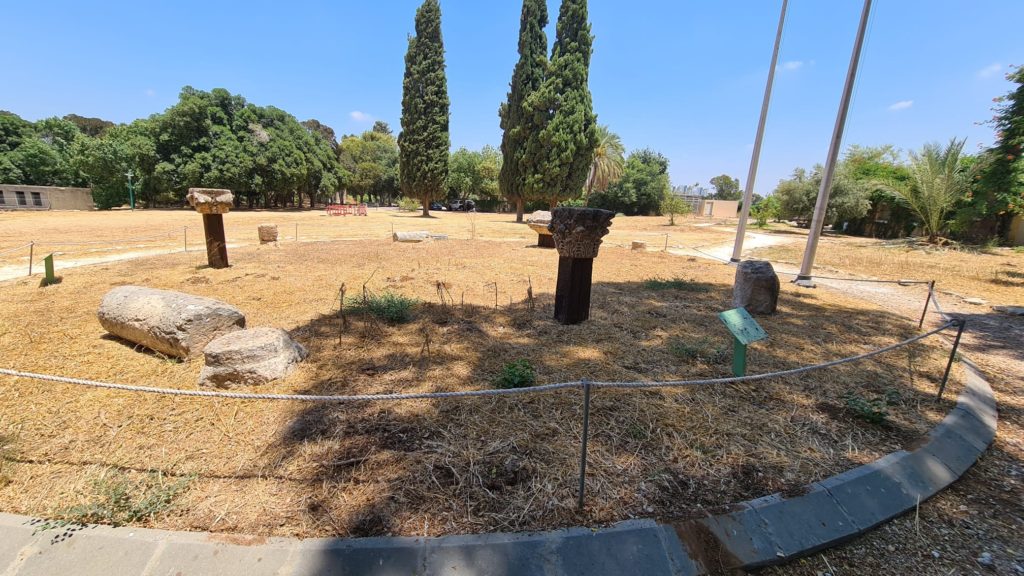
top-left (0, 210), bottom-right (961, 539)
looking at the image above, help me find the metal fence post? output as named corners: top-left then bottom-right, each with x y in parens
top-left (937, 319), bottom-right (966, 401)
top-left (577, 379), bottom-right (592, 511)
top-left (918, 280), bottom-right (935, 330)
top-left (183, 227), bottom-right (188, 253)
top-left (27, 241), bottom-right (34, 276)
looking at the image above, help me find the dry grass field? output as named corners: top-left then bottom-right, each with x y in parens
top-left (0, 211), bottom-right (962, 539)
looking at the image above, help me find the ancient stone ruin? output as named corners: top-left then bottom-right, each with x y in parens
top-left (98, 286), bottom-right (246, 358)
top-left (258, 224), bottom-right (279, 244)
top-left (733, 260), bottom-right (780, 315)
top-left (199, 327), bottom-right (308, 387)
top-left (548, 207), bottom-right (615, 324)
top-left (526, 210), bottom-right (554, 248)
top-left (186, 188), bottom-right (234, 269)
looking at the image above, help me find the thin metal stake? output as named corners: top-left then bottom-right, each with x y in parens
top-left (295, 223), bottom-right (299, 242)
top-left (28, 242), bottom-right (34, 276)
top-left (917, 280), bottom-right (935, 330)
top-left (183, 227), bottom-right (188, 253)
top-left (937, 319), bottom-right (966, 402)
top-left (577, 379), bottom-right (592, 511)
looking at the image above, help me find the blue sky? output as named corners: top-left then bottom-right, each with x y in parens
top-left (2, 0), bottom-right (1022, 196)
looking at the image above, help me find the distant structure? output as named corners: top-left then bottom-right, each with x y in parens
top-left (670, 185), bottom-right (737, 218)
top-left (0, 185), bottom-right (94, 211)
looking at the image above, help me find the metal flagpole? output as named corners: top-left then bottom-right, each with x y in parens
top-left (795, 0), bottom-right (873, 286)
top-left (731, 0), bottom-right (788, 263)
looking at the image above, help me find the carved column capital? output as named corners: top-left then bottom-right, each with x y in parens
top-left (187, 188), bottom-right (235, 214)
top-left (548, 208), bottom-right (615, 259)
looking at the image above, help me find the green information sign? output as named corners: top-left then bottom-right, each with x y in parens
top-left (718, 307), bottom-right (768, 376)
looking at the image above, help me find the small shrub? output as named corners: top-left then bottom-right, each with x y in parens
top-left (558, 197), bottom-right (587, 208)
top-left (397, 197), bottom-right (421, 212)
top-left (346, 292), bottom-right (419, 324)
top-left (643, 277), bottom-right (711, 292)
top-left (48, 471), bottom-right (193, 528)
top-left (841, 390), bottom-right (901, 424)
top-left (669, 337), bottom-right (728, 364)
top-left (1013, 246), bottom-right (1024, 254)
top-left (494, 359), bottom-right (536, 389)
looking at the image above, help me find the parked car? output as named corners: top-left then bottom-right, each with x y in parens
top-left (448, 199), bottom-right (476, 212)
top-left (429, 201), bottom-right (447, 211)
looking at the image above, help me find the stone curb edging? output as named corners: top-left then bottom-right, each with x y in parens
top-left (670, 357), bottom-right (997, 574)
top-left (0, 360), bottom-right (996, 576)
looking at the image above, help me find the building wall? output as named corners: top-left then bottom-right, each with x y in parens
top-left (697, 199), bottom-right (739, 218)
top-left (1009, 215), bottom-right (1024, 246)
top-left (0, 185), bottom-right (94, 210)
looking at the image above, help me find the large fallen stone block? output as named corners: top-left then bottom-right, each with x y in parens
top-left (733, 260), bottom-right (780, 315)
top-left (199, 327), bottom-right (308, 387)
top-left (98, 286), bottom-right (245, 358)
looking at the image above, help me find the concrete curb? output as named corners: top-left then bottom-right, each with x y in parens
top-left (668, 358), bottom-right (996, 573)
top-left (0, 362), bottom-right (996, 575)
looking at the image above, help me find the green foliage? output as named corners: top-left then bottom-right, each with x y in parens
top-left (751, 195), bottom-right (781, 227)
top-left (346, 292), bottom-right (419, 324)
top-left (493, 359), bottom-right (536, 389)
top-left (397, 197), bottom-right (421, 211)
top-left (879, 138), bottom-right (971, 242)
top-left (585, 125), bottom-right (625, 200)
top-left (660, 194), bottom-right (691, 225)
top-left (0, 433), bottom-right (13, 488)
top-left (63, 114), bottom-right (115, 138)
top-left (841, 390), bottom-right (901, 424)
top-left (448, 146), bottom-right (501, 202)
top-left (521, 0), bottom-right (597, 209)
top-left (669, 337), bottom-right (727, 364)
top-left (0, 112), bottom-right (85, 187)
top-left (643, 277), bottom-right (710, 292)
top-left (590, 149), bottom-right (671, 215)
top-left (499, 0), bottom-right (549, 222)
top-left (339, 129), bottom-right (399, 205)
top-left (52, 471), bottom-right (193, 528)
top-left (773, 163), bottom-right (871, 225)
top-left (710, 174), bottom-right (741, 200)
top-left (399, 0), bottom-right (450, 216)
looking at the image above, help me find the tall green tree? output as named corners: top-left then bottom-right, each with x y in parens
top-left (585, 124), bottom-right (624, 201)
top-left (710, 174), bottom-right (741, 200)
top-left (960, 66), bottom-right (1024, 240)
top-left (590, 149), bottom-right (670, 215)
top-left (499, 0), bottom-right (548, 222)
top-left (522, 0), bottom-right (597, 209)
top-left (773, 164), bottom-right (870, 225)
top-left (398, 0), bottom-right (450, 217)
top-left (880, 138), bottom-right (970, 243)
top-left (448, 146), bottom-right (502, 203)
top-left (339, 129), bottom-right (400, 205)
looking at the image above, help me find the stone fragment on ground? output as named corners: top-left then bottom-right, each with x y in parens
top-left (733, 260), bottom-right (780, 315)
top-left (258, 224), bottom-right (278, 243)
top-left (992, 305), bottom-right (1024, 316)
top-left (98, 286), bottom-right (245, 358)
top-left (199, 327), bottom-right (307, 387)
top-left (963, 297), bottom-right (987, 305)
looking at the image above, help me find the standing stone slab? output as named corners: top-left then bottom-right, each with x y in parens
top-left (733, 260), bottom-right (780, 315)
top-left (199, 327), bottom-right (308, 387)
top-left (98, 286), bottom-right (245, 358)
top-left (258, 223), bottom-right (278, 243)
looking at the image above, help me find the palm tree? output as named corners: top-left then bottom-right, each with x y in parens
top-left (882, 138), bottom-right (970, 243)
top-left (584, 125), bottom-right (624, 201)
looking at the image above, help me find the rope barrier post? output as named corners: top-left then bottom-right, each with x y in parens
top-left (918, 280), bottom-right (935, 330)
top-left (295, 223), bottom-right (299, 242)
top-left (937, 319), bottom-right (966, 402)
top-left (577, 379), bottom-right (592, 511)
top-left (27, 241), bottom-right (34, 276)
top-left (664, 234), bottom-right (668, 253)
top-left (183, 227), bottom-right (188, 253)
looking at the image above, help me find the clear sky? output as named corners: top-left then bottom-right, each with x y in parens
top-left (2, 0), bottom-right (1021, 196)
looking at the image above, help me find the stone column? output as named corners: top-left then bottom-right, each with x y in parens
top-left (549, 208), bottom-right (615, 325)
top-left (526, 210), bottom-right (555, 248)
top-left (187, 188), bottom-right (234, 269)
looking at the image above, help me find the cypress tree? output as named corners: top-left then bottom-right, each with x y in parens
top-left (398, 0), bottom-right (450, 217)
top-left (498, 0), bottom-right (548, 223)
top-left (522, 0), bottom-right (597, 209)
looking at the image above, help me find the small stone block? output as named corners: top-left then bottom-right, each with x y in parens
top-left (878, 448), bottom-right (957, 501)
top-left (920, 420), bottom-right (987, 477)
top-left (149, 541), bottom-right (292, 576)
top-left (676, 503), bottom-right (781, 570)
top-left (816, 451), bottom-right (917, 532)
top-left (290, 537), bottom-right (426, 576)
top-left (551, 522), bottom-right (681, 576)
top-left (631, 241), bottom-right (647, 251)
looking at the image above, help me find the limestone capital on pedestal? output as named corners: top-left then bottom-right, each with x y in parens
top-left (548, 207), bottom-right (615, 259)
top-left (187, 188), bottom-right (235, 214)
